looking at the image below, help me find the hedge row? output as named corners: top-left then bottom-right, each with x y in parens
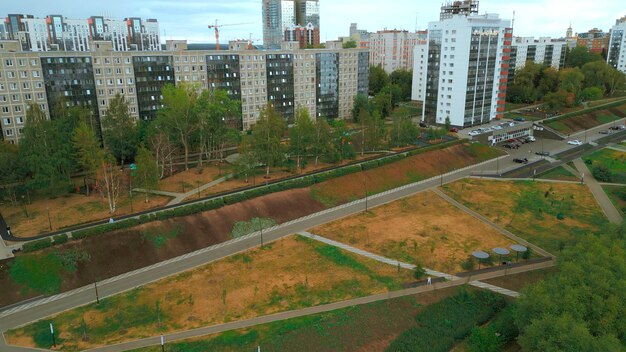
top-left (25, 139), bottom-right (468, 250)
top-left (545, 99), bottom-right (626, 123)
top-left (385, 289), bottom-right (506, 352)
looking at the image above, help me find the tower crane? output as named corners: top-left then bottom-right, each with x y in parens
top-left (207, 20), bottom-right (252, 51)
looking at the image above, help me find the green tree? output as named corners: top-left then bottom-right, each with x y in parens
top-left (289, 107), bottom-right (315, 173)
top-left (369, 64), bottom-right (389, 96)
top-left (565, 46), bottom-right (603, 68)
top-left (342, 40), bottom-right (357, 49)
top-left (506, 62), bottom-right (543, 103)
top-left (98, 153), bottom-right (122, 214)
top-left (444, 116), bottom-right (451, 132)
top-left (72, 121), bottom-right (104, 195)
top-left (580, 87), bottom-right (604, 101)
top-left (558, 67), bottom-right (585, 95)
top-left (543, 89), bottom-right (576, 112)
top-left (194, 89), bottom-right (240, 167)
top-left (389, 69), bottom-right (413, 101)
top-left (467, 325), bottom-right (504, 352)
top-left (312, 117), bottom-right (333, 165)
top-left (606, 67), bottom-right (626, 96)
top-left (157, 83), bottom-right (199, 170)
top-left (101, 94), bottom-right (139, 165)
top-left (390, 114), bottom-right (418, 148)
top-left (249, 104), bottom-right (287, 178)
top-left (329, 120), bottom-right (355, 162)
top-left (352, 93), bottom-right (371, 122)
top-left (134, 145), bottom-right (160, 202)
top-left (233, 136), bottom-right (258, 183)
top-left (0, 142), bottom-right (23, 185)
top-left (581, 61), bottom-right (611, 92)
top-left (537, 67), bottom-right (560, 96)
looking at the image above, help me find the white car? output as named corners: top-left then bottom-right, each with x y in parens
top-left (492, 125), bottom-right (503, 130)
top-left (567, 139), bottom-right (583, 146)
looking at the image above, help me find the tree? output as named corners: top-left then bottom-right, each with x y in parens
top-left (558, 68), bottom-right (585, 95)
top-left (369, 64), bottom-right (389, 96)
top-left (101, 94), bottom-right (139, 165)
top-left (515, 234), bottom-right (626, 351)
top-left (145, 123), bottom-right (177, 179)
top-left (389, 69), bottom-right (413, 101)
top-left (380, 84), bottom-right (403, 110)
top-left (289, 107), bottom-right (315, 173)
top-left (98, 153), bottom-right (122, 214)
top-left (20, 103), bottom-right (73, 192)
top-left (606, 67), bottom-right (626, 97)
top-left (506, 62), bottom-right (543, 103)
top-left (194, 89), bottom-right (239, 167)
top-left (565, 46), bottom-right (602, 68)
top-left (342, 40), bottom-right (357, 49)
top-left (157, 83), bottom-right (199, 170)
top-left (390, 114), bottom-right (418, 148)
top-left (444, 116), bottom-right (451, 132)
top-left (591, 165), bottom-right (612, 182)
top-left (580, 87), bottom-right (604, 101)
top-left (134, 145), bottom-right (160, 202)
top-left (360, 110), bottom-right (386, 153)
top-left (233, 136), bottom-right (258, 183)
top-left (543, 90), bottom-right (575, 112)
top-left (72, 121), bottom-right (104, 195)
top-left (352, 93), bottom-right (371, 122)
top-left (249, 104), bottom-right (287, 178)
top-left (581, 61), bottom-right (611, 93)
top-left (312, 117), bottom-right (333, 166)
top-left (536, 67), bottom-right (560, 96)
top-left (467, 325), bottom-right (504, 352)
top-left (0, 142), bottom-right (24, 205)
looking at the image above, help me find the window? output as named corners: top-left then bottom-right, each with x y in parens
top-left (37, 93), bottom-right (45, 100)
top-left (5, 129), bottom-right (13, 136)
top-left (14, 106), bottom-right (22, 112)
top-left (11, 94), bottom-right (19, 101)
top-left (22, 82), bottom-right (30, 89)
top-left (31, 59), bottom-right (37, 66)
top-left (5, 59), bottom-right (13, 67)
top-left (2, 118), bottom-right (10, 125)
top-left (1, 107), bottom-right (8, 113)
top-left (32, 71), bottom-right (40, 78)
top-left (16, 116), bottom-right (24, 124)
top-left (7, 71), bottom-right (15, 78)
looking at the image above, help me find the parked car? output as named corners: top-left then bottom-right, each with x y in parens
top-left (513, 117), bottom-right (526, 122)
top-left (492, 125), bottom-right (503, 130)
top-left (513, 158), bottom-right (529, 164)
top-left (536, 151), bottom-right (550, 156)
top-left (468, 130), bottom-right (480, 136)
top-left (449, 127), bottom-right (458, 133)
top-left (525, 136), bottom-right (536, 142)
top-left (599, 130), bottom-right (610, 135)
top-left (567, 139), bottom-right (583, 146)
top-left (419, 121), bottom-right (428, 128)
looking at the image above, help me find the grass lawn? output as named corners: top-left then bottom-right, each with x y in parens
top-left (582, 148), bottom-right (626, 184)
top-left (311, 143), bottom-right (503, 207)
top-left (441, 179), bottom-right (607, 253)
top-left (7, 235), bottom-right (414, 351)
top-left (311, 190), bottom-right (518, 273)
top-left (127, 287), bottom-right (462, 352)
top-left (544, 102), bottom-right (626, 134)
top-left (537, 166), bottom-right (579, 182)
top-left (603, 185), bottom-right (626, 215)
top-left (0, 192), bottom-right (171, 238)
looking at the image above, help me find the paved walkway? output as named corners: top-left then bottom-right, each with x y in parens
top-left (572, 159), bottom-right (623, 224)
top-left (167, 175), bottom-right (230, 205)
top-left (561, 163), bottom-right (582, 179)
top-left (432, 189), bottom-right (554, 258)
top-left (606, 145), bottom-right (626, 152)
top-left (132, 188), bottom-right (182, 198)
top-left (298, 231), bottom-right (519, 298)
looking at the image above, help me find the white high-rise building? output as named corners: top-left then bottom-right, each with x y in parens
top-left (414, 13), bottom-right (512, 127)
top-left (607, 16), bottom-right (626, 74)
top-left (510, 37), bottom-right (567, 71)
top-left (411, 43), bottom-right (428, 101)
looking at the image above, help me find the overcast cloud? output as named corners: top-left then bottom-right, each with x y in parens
top-left (1, 0), bottom-right (624, 44)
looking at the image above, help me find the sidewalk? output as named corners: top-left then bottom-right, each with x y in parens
top-left (572, 158), bottom-right (623, 224)
top-left (167, 175), bottom-right (230, 205)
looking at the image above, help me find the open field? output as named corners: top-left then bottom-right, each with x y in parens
top-left (441, 179), bottom-right (607, 253)
top-left (158, 163), bottom-right (227, 193)
top-left (0, 192), bottom-right (171, 238)
top-left (603, 185), bottom-right (626, 215)
top-left (582, 148), bottom-right (626, 184)
top-left (128, 287), bottom-right (462, 352)
top-left (6, 235), bottom-right (414, 351)
top-left (480, 267), bottom-right (557, 292)
top-left (312, 190), bottom-right (516, 273)
top-left (544, 102), bottom-right (626, 134)
top-left (536, 166), bottom-right (579, 182)
top-left (0, 189), bottom-right (325, 307)
top-left (311, 143), bottom-right (502, 207)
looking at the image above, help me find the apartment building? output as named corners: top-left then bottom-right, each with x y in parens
top-left (284, 23), bottom-right (320, 48)
top-left (509, 37), bottom-right (567, 75)
top-left (2, 13), bottom-right (160, 52)
top-left (368, 30), bottom-right (427, 73)
top-left (414, 13), bottom-right (512, 127)
top-left (577, 28), bottom-right (609, 54)
top-left (607, 16), bottom-right (626, 74)
top-left (262, 0), bottom-right (320, 49)
top-left (0, 39), bottom-right (368, 143)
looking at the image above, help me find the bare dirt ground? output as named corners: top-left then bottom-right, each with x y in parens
top-left (312, 190), bottom-right (514, 273)
top-left (0, 192), bottom-right (171, 238)
top-left (7, 235), bottom-right (413, 351)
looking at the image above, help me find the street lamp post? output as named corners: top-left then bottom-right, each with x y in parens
top-left (160, 335), bottom-right (165, 352)
top-left (46, 207), bottom-right (52, 231)
top-left (363, 175), bottom-right (368, 212)
top-left (94, 281), bottom-right (100, 304)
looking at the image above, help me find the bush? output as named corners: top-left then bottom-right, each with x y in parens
top-left (22, 238), bottom-right (54, 253)
top-left (53, 234), bottom-right (68, 245)
top-left (461, 258), bottom-right (475, 271)
top-left (591, 165), bottom-right (612, 182)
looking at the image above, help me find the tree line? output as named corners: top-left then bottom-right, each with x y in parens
top-left (507, 46), bottom-right (626, 111)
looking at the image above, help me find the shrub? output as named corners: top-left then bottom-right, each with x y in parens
top-left (461, 258), bottom-right (475, 271)
top-left (52, 234), bottom-right (68, 245)
top-left (591, 165), bottom-right (612, 182)
top-left (22, 238), bottom-right (53, 253)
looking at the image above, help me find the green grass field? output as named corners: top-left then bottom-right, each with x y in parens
top-left (537, 166), bottom-right (579, 182)
top-left (582, 148), bottom-right (626, 184)
top-left (603, 185), bottom-right (626, 215)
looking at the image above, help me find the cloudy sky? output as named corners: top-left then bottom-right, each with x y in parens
top-left (2, 0), bottom-right (624, 44)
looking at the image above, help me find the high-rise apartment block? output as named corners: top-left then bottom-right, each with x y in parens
top-left (440, 0), bottom-right (479, 20)
top-left (1, 14), bottom-right (160, 52)
top-left (509, 37), bottom-right (567, 73)
top-left (284, 23), bottom-right (320, 48)
top-left (0, 39), bottom-right (368, 143)
top-left (262, 0), bottom-right (319, 49)
top-left (368, 30), bottom-right (427, 73)
top-left (577, 28), bottom-right (609, 54)
top-left (413, 13), bottom-right (512, 127)
top-left (607, 16), bottom-right (626, 74)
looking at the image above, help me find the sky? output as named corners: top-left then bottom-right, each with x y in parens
top-left (1, 0), bottom-right (624, 44)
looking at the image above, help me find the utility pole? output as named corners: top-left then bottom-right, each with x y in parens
top-left (94, 281), bottom-right (100, 304)
top-left (50, 323), bottom-right (56, 347)
top-left (161, 335), bottom-right (165, 352)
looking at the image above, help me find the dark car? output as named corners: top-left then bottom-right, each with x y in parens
top-left (535, 151), bottom-right (550, 156)
top-left (419, 122), bottom-right (428, 128)
top-left (599, 130), bottom-right (610, 134)
top-left (513, 117), bottom-right (526, 122)
top-left (513, 158), bottom-right (529, 164)
top-left (449, 127), bottom-right (458, 133)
